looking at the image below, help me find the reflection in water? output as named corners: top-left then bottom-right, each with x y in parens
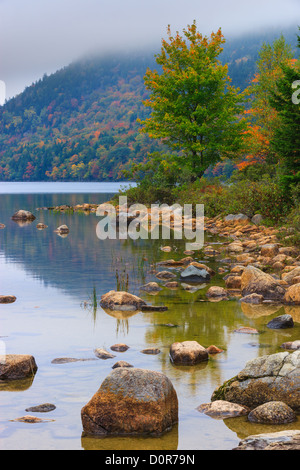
top-left (224, 415), bottom-right (300, 441)
top-left (0, 376), bottom-right (36, 392)
top-left (81, 424), bottom-right (179, 451)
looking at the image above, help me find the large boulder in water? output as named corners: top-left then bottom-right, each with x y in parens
top-left (241, 266), bottom-right (285, 300)
top-left (81, 368), bottom-right (178, 436)
top-left (211, 351), bottom-right (300, 411)
top-left (170, 341), bottom-right (208, 365)
top-left (100, 290), bottom-right (147, 311)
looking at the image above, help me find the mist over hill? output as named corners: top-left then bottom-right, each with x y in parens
top-left (0, 27), bottom-right (298, 182)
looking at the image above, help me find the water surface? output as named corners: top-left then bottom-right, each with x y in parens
top-left (0, 182), bottom-right (299, 450)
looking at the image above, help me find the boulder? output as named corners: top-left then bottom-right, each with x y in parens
top-left (197, 400), bottom-right (249, 419)
top-left (170, 341), bottom-right (208, 365)
top-left (248, 401), bottom-right (296, 424)
top-left (155, 271), bottom-right (177, 280)
top-left (284, 284), bottom-right (300, 306)
top-left (224, 214), bottom-right (250, 224)
top-left (206, 286), bottom-right (228, 300)
top-left (211, 351), bottom-right (300, 411)
top-left (100, 290), bottom-right (146, 311)
top-left (241, 266), bottom-right (286, 300)
top-left (260, 244), bottom-right (279, 258)
top-left (0, 354), bottom-right (38, 381)
top-left (81, 368), bottom-right (178, 436)
top-left (266, 314), bottom-right (294, 329)
top-left (240, 293), bottom-right (264, 304)
top-left (251, 214), bottom-right (263, 225)
top-left (225, 275), bottom-right (242, 289)
top-left (282, 267), bottom-right (300, 284)
top-left (280, 340), bottom-right (300, 350)
top-left (110, 344), bottom-right (129, 352)
top-left (233, 430), bottom-right (300, 450)
top-left (179, 265), bottom-right (210, 282)
top-left (11, 210), bottom-right (36, 221)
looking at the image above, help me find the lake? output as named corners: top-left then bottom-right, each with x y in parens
top-left (0, 182), bottom-right (299, 450)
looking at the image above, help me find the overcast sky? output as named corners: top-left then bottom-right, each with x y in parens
top-left (1, 0), bottom-right (299, 100)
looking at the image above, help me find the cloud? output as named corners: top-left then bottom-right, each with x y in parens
top-left (1, 0), bottom-right (299, 98)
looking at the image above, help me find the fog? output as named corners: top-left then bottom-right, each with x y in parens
top-left (1, 0), bottom-right (299, 99)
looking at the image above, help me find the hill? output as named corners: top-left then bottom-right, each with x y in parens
top-left (0, 27), bottom-right (298, 182)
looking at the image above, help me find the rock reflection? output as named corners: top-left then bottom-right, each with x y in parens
top-left (81, 424), bottom-right (178, 450)
top-left (241, 302), bottom-right (283, 319)
top-left (223, 415), bottom-right (300, 441)
top-left (0, 375), bottom-right (36, 392)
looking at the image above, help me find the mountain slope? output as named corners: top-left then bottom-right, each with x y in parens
top-left (0, 28), bottom-right (298, 182)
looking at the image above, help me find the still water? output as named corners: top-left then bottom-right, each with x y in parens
top-left (0, 182), bottom-right (299, 450)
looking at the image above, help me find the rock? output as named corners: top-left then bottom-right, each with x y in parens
top-left (211, 351), bottom-right (300, 411)
top-left (197, 400), bottom-right (249, 419)
top-left (51, 357), bottom-right (96, 364)
top-left (284, 283), bottom-right (300, 304)
top-left (110, 344), bottom-right (129, 352)
top-left (140, 348), bottom-right (161, 355)
top-left (234, 327), bottom-right (259, 334)
top-left (161, 246), bottom-right (172, 252)
top-left (170, 341), bottom-right (208, 365)
top-left (25, 403), bottom-right (56, 413)
top-left (100, 290), bottom-right (146, 311)
top-left (0, 354), bottom-right (38, 380)
top-left (251, 214), bottom-right (263, 225)
top-left (155, 271), bottom-right (177, 280)
top-left (157, 259), bottom-right (184, 267)
top-left (164, 281), bottom-right (179, 289)
top-left (36, 223), bottom-right (48, 230)
top-left (54, 224), bottom-right (69, 234)
top-left (267, 314), bottom-right (294, 329)
top-left (81, 368), bottom-right (178, 436)
top-left (233, 430), bottom-right (300, 450)
top-left (225, 275), bottom-right (242, 289)
top-left (248, 401), bottom-right (297, 424)
top-left (241, 266), bottom-right (285, 300)
top-left (141, 305), bottom-right (168, 312)
top-left (240, 293), bottom-right (264, 304)
top-left (279, 246), bottom-right (299, 257)
top-left (112, 361), bottom-right (134, 369)
top-left (206, 345), bottom-right (224, 354)
top-left (206, 286), bottom-right (228, 299)
top-left (188, 262), bottom-right (215, 276)
top-left (280, 340), bottom-right (300, 350)
top-left (94, 348), bottom-right (116, 360)
top-left (11, 415), bottom-right (52, 423)
top-left (0, 295), bottom-right (16, 304)
top-left (0, 223), bottom-right (6, 229)
top-left (11, 210), bottom-right (36, 221)
top-left (226, 242), bottom-right (244, 253)
top-left (260, 244), bottom-right (279, 258)
top-left (224, 214), bottom-right (250, 224)
top-left (179, 265), bottom-right (210, 282)
top-left (139, 282), bottom-right (162, 293)
top-left (282, 267), bottom-right (300, 284)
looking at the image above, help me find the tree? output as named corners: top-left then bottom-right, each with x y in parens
top-left (138, 21), bottom-right (247, 182)
top-left (269, 35), bottom-right (300, 190)
top-left (245, 35), bottom-right (294, 164)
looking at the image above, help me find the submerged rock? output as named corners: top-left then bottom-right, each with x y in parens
top-left (94, 348), bottom-right (116, 360)
top-left (112, 361), bottom-right (134, 369)
top-left (197, 400), bottom-right (249, 419)
top-left (139, 282), bottom-right (162, 293)
top-left (81, 368), bottom-right (178, 436)
top-left (110, 344), bottom-right (129, 352)
top-left (25, 403), bottom-right (56, 413)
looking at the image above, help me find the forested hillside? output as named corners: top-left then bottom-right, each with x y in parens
top-left (0, 28), bottom-right (298, 181)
